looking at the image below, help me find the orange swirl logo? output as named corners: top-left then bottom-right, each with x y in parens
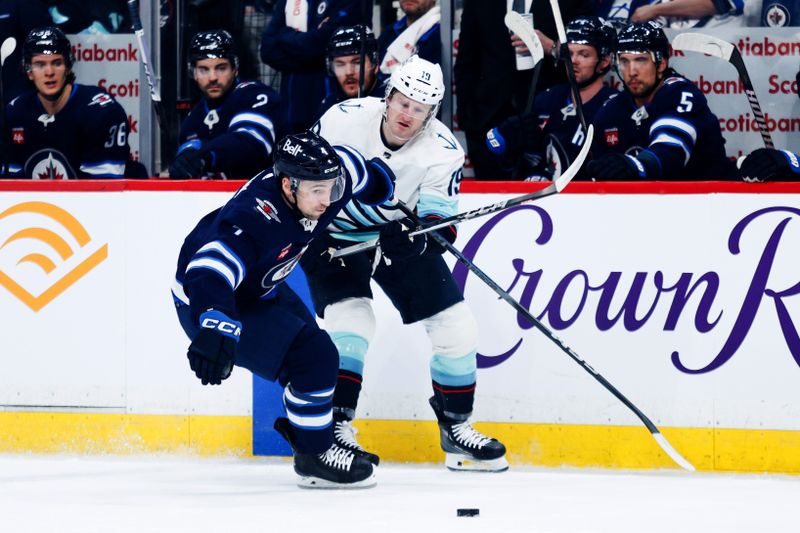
top-left (0, 201), bottom-right (108, 311)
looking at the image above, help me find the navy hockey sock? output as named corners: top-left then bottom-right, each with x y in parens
top-left (431, 380), bottom-right (475, 419)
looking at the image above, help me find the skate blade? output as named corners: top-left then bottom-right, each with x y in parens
top-left (297, 471), bottom-right (377, 489)
top-left (445, 453), bottom-right (509, 472)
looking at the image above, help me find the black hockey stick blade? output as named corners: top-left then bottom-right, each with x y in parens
top-left (127, 0), bottom-right (166, 127)
top-left (672, 32), bottom-right (773, 149)
top-left (329, 125), bottom-right (593, 260)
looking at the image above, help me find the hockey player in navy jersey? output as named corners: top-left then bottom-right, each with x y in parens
top-left (318, 25), bottom-right (384, 118)
top-left (172, 131), bottom-right (394, 488)
top-left (170, 30), bottom-right (283, 180)
top-left (306, 55), bottom-right (508, 473)
top-left (486, 16), bottom-right (618, 180)
top-left (587, 22), bottom-right (737, 181)
top-left (4, 27), bottom-right (130, 179)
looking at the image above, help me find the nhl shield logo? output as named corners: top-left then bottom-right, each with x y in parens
top-left (604, 128), bottom-right (619, 147)
top-left (12, 128), bottom-right (24, 145)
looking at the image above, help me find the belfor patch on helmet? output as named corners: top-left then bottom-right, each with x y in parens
top-left (326, 25), bottom-right (378, 74)
top-left (566, 16), bottom-right (617, 59)
top-left (616, 21), bottom-right (670, 65)
top-left (189, 30), bottom-right (239, 70)
top-left (23, 27), bottom-right (73, 71)
top-left (274, 131), bottom-right (345, 203)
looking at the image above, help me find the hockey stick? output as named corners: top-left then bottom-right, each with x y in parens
top-left (504, 11), bottom-right (545, 113)
top-left (0, 37), bottom-right (17, 176)
top-left (330, 125), bottom-right (593, 260)
top-left (127, 0), bottom-right (166, 127)
top-left (671, 32), bottom-right (773, 149)
top-left (548, 0), bottom-right (588, 132)
top-left (395, 198), bottom-right (695, 472)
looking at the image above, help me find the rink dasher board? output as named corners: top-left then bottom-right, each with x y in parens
top-left (0, 181), bottom-right (799, 473)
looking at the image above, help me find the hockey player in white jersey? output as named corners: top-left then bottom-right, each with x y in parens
top-left (305, 55), bottom-right (508, 473)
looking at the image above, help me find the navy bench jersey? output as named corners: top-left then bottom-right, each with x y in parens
top-left (177, 80), bottom-right (283, 180)
top-left (6, 84), bottom-right (129, 179)
top-left (591, 69), bottom-right (737, 180)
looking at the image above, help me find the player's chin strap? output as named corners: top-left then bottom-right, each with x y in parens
top-left (282, 176), bottom-right (318, 232)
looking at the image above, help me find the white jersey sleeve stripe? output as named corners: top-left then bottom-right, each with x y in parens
top-left (80, 162), bottom-right (126, 177)
top-left (230, 113), bottom-right (276, 138)
top-left (335, 145), bottom-right (369, 194)
top-left (235, 127), bottom-right (273, 155)
top-left (186, 258), bottom-right (237, 290)
top-left (650, 133), bottom-right (691, 164)
top-left (650, 116), bottom-right (697, 143)
top-left (196, 240), bottom-right (246, 282)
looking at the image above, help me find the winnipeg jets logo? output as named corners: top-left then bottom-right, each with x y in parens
top-left (560, 103), bottom-right (576, 120)
top-left (31, 152), bottom-right (69, 180)
top-left (204, 109), bottom-right (220, 130)
top-left (38, 114), bottom-right (55, 127)
top-left (255, 198), bottom-right (281, 223)
top-left (631, 106), bottom-right (649, 127)
top-left (765, 4), bottom-right (789, 26)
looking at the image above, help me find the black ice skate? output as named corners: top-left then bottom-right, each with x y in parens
top-left (429, 396), bottom-right (509, 472)
top-left (274, 417), bottom-right (376, 489)
top-left (333, 409), bottom-right (380, 466)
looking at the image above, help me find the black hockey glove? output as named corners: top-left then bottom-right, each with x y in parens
top-left (486, 112), bottom-right (542, 157)
top-left (587, 151), bottom-right (660, 181)
top-left (738, 148), bottom-right (800, 183)
top-left (379, 219), bottom-right (427, 261)
top-left (419, 215), bottom-right (456, 255)
top-left (169, 147), bottom-right (211, 179)
top-left (187, 309), bottom-right (240, 385)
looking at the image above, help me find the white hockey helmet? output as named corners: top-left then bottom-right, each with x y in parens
top-left (385, 55), bottom-right (444, 127)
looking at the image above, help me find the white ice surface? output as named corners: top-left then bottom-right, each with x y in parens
top-left (1, 454), bottom-right (798, 533)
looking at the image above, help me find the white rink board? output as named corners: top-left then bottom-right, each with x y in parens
top-left (358, 192), bottom-right (800, 430)
top-left (1, 188), bottom-right (799, 432)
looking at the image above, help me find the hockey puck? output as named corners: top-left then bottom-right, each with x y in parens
top-left (457, 508), bottom-right (480, 517)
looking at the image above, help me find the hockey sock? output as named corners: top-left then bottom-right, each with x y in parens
top-left (431, 380), bottom-right (475, 420)
top-left (283, 382), bottom-right (335, 454)
top-left (330, 331), bottom-right (368, 414)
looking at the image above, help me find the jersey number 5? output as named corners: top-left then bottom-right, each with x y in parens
top-left (105, 122), bottom-right (128, 148)
top-left (677, 92), bottom-right (693, 113)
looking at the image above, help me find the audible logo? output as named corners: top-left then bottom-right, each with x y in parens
top-left (0, 201), bottom-right (108, 312)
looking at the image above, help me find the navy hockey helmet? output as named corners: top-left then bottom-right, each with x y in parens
top-left (189, 30), bottom-right (239, 69)
top-left (274, 131), bottom-right (345, 203)
top-left (616, 21), bottom-right (670, 65)
top-left (326, 25), bottom-right (379, 73)
top-left (566, 16), bottom-right (616, 59)
top-left (23, 27), bottom-right (73, 71)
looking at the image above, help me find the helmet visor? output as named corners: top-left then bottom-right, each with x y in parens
top-left (295, 173), bottom-right (346, 203)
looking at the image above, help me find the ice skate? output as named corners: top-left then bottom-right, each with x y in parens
top-left (274, 417), bottom-right (376, 488)
top-left (429, 397), bottom-right (509, 472)
top-left (333, 409), bottom-right (380, 466)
